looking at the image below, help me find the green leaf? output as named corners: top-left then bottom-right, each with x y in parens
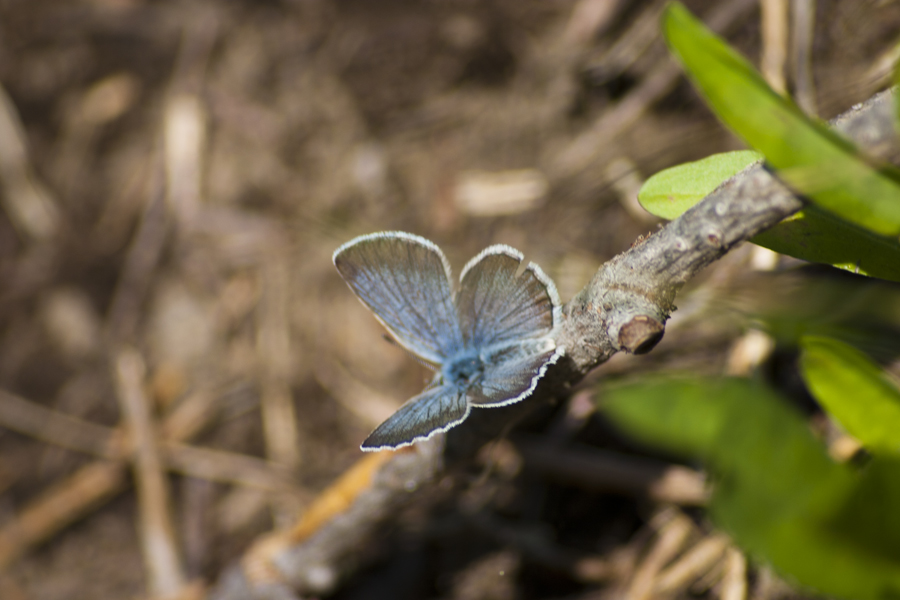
top-left (827, 455), bottom-right (900, 563)
top-left (639, 151), bottom-right (900, 282)
top-left (800, 336), bottom-right (900, 455)
top-left (752, 205), bottom-right (900, 282)
top-left (601, 377), bottom-right (900, 599)
top-left (663, 2), bottom-right (900, 237)
top-left (639, 150), bottom-right (761, 220)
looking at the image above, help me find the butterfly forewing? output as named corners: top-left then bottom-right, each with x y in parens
top-left (456, 246), bottom-right (560, 349)
top-left (334, 232), bottom-right (463, 364)
top-left (361, 384), bottom-right (469, 450)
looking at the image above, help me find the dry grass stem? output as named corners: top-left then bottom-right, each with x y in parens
top-left (114, 348), bottom-right (187, 597)
top-left (0, 384), bottom-right (228, 569)
top-left (725, 330), bottom-right (776, 376)
top-left (0, 461), bottom-right (128, 569)
top-left (791, 0), bottom-right (817, 114)
top-left (314, 360), bottom-right (402, 428)
top-left (584, 0), bottom-right (667, 82)
top-left (626, 509), bottom-right (696, 600)
top-left (518, 438), bottom-right (709, 506)
top-left (720, 547), bottom-right (749, 600)
top-left (761, 0), bottom-right (789, 93)
top-left (165, 94), bottom-right (206, 228)
top-left (0, 389), bottom-right (119, 459)
top-left (655, 533), bottom-right (730, 594)
top-left (553, 0), bottom-right (759, 180)
top-left (162, 442), bottom-right (297, 493)
top-left (0, 84), bottom-right (60, 242)
top-left (254, 254), bottom-right (303, 524)
top-left (605, 157), bottom-right (657, 225)
top-left (3, 370), bottom-right (278, 493)
top-left (563, 0), bottom-right (626, 46)
top-left (257, 257), bottom-right (301, 472)
top-left (105, 178), bottom-right (170, 343)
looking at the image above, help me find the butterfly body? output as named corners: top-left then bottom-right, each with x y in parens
top-left (333, 231), bottom-right (564, 451)
top-left (444, 352), bottom-right (484, 387)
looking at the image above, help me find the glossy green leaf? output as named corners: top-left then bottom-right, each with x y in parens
top-left (601, 377), bottom-right (900, 599)
top-left (800, 336), bottom-right (900, 455)
top-left (639, 152), bottom-right (900, 282)
top-left (663, 2), bottom-right (900, 237)
top-left (639, 150), bottom-right (761, 220)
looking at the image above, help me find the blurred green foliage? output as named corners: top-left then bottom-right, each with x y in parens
top-left (610, 3), bottom-right (900, 598)
top-left (601, 378), bottom-right (900, 599)
top-left (801, 336), bottom-right (900, 456)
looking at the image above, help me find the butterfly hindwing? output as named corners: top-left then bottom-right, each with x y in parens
top-left (456, 245), bottom-right (561, 350)
top-left (334, 232), bottom-right (464, 364)
top-left (467, 340), bottom-right (563, 407)
top-left (361, 384), bottom-right (469, 451)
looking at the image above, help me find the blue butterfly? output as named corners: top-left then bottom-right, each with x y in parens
top-left (333, 232), bottom-right (565, 451)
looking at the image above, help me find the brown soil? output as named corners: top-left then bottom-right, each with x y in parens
top-left (0, 0), bottom-right (897, 598)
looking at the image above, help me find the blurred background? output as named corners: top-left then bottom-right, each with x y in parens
top-left (0, 0), bottom-right (899, 598)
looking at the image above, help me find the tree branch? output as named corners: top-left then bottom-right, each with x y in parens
top-left (209, 88), bottom-right (898, 600)
top-left (562, 87), bottom-right (899, 373)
